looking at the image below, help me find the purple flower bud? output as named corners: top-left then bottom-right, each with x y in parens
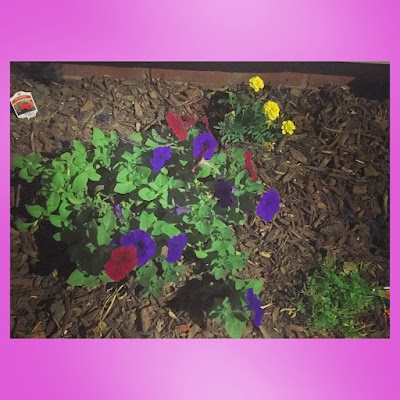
top-left (246, 288), bottom-right (265, 327)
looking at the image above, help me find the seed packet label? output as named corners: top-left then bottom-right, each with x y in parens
top-left (10, 91), bottom-right (38, 119)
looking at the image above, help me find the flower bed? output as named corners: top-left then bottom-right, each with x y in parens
top-left (10, 71), bottom-right (390, 338)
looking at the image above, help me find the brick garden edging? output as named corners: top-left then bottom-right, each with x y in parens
top-left (58, 62), bottom-right (389, 89)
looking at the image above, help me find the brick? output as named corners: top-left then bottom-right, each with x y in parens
top-left (149, 68), bottom-right (229, 87)
top-left (307, 74), bottom-right (355, 87)
top-left (61, 64), bottom-right (145, 80)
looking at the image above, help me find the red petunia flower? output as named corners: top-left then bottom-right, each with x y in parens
top-left (182, 115), bottom-right (196, 128)
top-left (105, 246), bottom-right (138, 281)
top-left (243, 151), bottom-right (258, 182)
top-left (166, 111), bottom-right (188, 141)
top-left (202, 115), bottom-right (211, 132)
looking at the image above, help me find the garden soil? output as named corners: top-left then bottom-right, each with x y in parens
top-left (10, 72), bottom-right (390, 338)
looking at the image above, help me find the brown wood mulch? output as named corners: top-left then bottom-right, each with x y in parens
top-left (10, 73), bottom-right (390, 338)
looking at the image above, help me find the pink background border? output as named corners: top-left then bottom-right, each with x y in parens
top-left (1, 1), bottom-right (397, 399)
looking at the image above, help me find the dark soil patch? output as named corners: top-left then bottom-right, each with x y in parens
top-left (10, 72), bottom-right (389, 338)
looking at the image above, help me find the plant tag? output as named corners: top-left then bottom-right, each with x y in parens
top-left (10, 91), bottom-right (38, 119)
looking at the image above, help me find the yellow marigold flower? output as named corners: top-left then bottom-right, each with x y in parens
top-left (281, 120), bottom-right (296, 135)
top-left (249, 76), bottom-right (264, 92)
top-left (264, 141), bottom-right (276, 152)
top-left (263, 101), bottom-right (280, 121)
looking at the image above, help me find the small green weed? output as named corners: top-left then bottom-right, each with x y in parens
top-left (301, 257), bottom-right (385, 338)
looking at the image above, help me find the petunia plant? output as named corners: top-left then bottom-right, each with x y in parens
top-left (215, 76), bottom-right (296, 146)
top-left (12, 117), bottom-right (281, 338)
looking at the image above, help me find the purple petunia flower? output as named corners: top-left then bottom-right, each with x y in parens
top-left (150, 146), bottom-right (172, 173)
top-left (256, 189), bottom-right (280, 222)
top-left (214, 179), bottom-right (235, 208)
top-left (246, 288), bottom-right (265, 327)
top-left (174, 205), bottom-right (190, 216)
top-left (193, 132), bottom-right (218, 160)
top-left (120, 229), bottom-right (156, 266)
top-left (113, 203), bottom-right (123, 219)
top-left (166, 233), bottom-right (188, 263)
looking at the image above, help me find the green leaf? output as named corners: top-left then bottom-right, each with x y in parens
top-left (225, 316), bottom-right (245, 339)
top-left (73, 140), bottom-right (87, 155)
top-left (122, 208), bottom-right (131, 219)
top-left (197, 165), bottom-right (211, 178)
top-left (26, 205), bottom-right (44, 218)
top-left (235, 170), bottom-right (248, 186)
top-left (60, 152), bottom-right (72, 161)
top-left (46, 192), bottom-right (61, 214)
top-left (137, 166), bottom-right (152, 181)
top-left (92, 128), bottom-right (105, 147)
top-left (161, 223), bottom-right (180, 239)
top-left (19, 168), bottom-right (32, 182)
top-left (66, 269), bottom-right (100, 287)
top-left (68, 195), bottom-right (84, 205)
top-left (145, 138), bottom-right (159, 149)
top-left (66, 269), bottom-right (86, 286)
top-left (187, 128), bottom-right (199, 138)
top-left (101, 209), bottom-right (116, 231)
top-left (234, 279), bottom-right (246, 291)
top-left (97, 224), bottom-right (111, 246)
top-left (26, 153), bottom-right (41, 164)
top-left (53, 232), bottom-right (61, 241)
top-left (52, 172), bottom-right (65, 189)
top-left (129, 132), bottom-right (143, 144)
top-left (72, 172), bottom-right (89, 192)
top-left (87, 169), bottom-right (101, 181)
top-left (99, 270), bottom-right (114, 282)
top-left (16, 220), bottom-right (33, 232)
top-left (246, 181), bottom-right (263, 193)
top-left (245, 279), bottom-right (263, 295)
top-left (116, 169), bottom-right (130, 183)
top-left (151, 128), bottom-right (169, 143)
top-left (83, 276), bottom-right (101, 288)
top-left (154, 174), bottom-right (168, 188)
top-left (139, 211), bottom-right (157, 231)
top-left (138, 187), bottom-right (158, 201)
top-left (12, 156), bottom-right (26, 168)
top-left (197, 221), bottom-right (210, 235)
top-left (58, 202), bottom-right (71, 219)
top-left (49, 214), bottom-right (64, 228)
top-left (136, 263), bottom-right (158, 287)
top-left (151, 220), bottom-right (164, 236)
top-left (211, 265), bottom-right (226, 280)
top-left (231, 148), bottom-right (247, 163)
top-left (114, 181), bottom-right (136, 194)
top-left (195, 250), bottom-right (208, 259)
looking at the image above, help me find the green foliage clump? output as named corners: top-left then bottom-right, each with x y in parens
top-left (12, 125), bottom-right (271, 338)
top-left (302, 257), bottom-right (385, 338)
